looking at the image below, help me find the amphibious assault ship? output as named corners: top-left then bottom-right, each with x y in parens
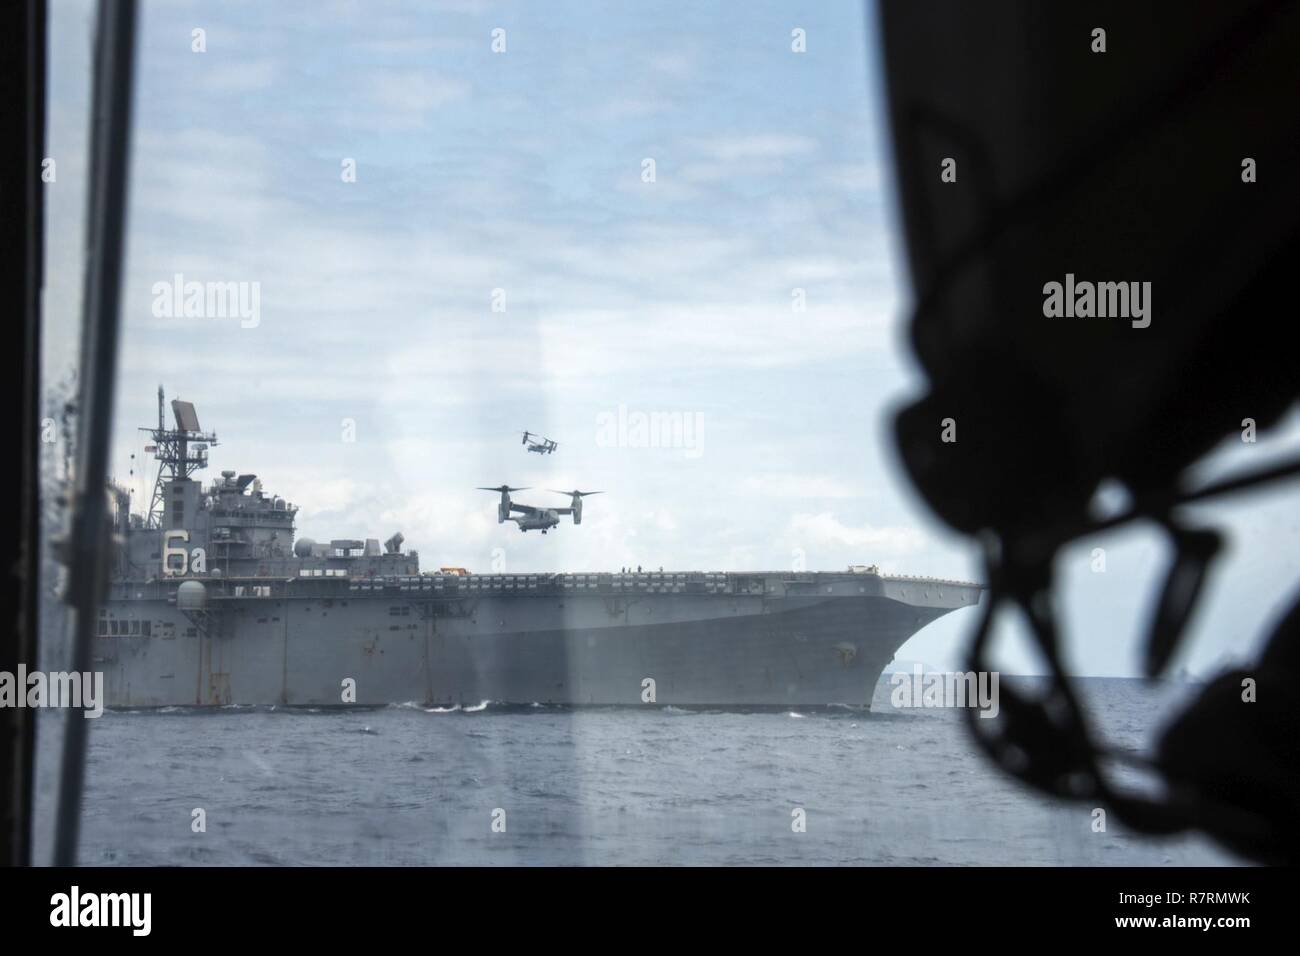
top-left (94, 392), bottom-right (983, 708)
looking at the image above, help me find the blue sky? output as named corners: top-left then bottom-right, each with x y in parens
top-left (43, 0), bottom-right (1300, 676)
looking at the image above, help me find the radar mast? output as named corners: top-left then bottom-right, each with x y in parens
top-left (139, 385), bottom-right (218, 529)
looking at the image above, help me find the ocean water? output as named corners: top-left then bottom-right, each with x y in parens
top-left (39, 677), bottom-right (1237, 866)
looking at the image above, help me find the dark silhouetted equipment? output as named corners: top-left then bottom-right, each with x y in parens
top-left (882, 0), bottom-right (1300, 863)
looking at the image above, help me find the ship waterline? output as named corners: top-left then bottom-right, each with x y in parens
top-left (97, 571), bottom-right (981, 708)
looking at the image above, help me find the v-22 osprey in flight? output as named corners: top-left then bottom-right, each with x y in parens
top-left (477, 485), bottom-right (602, 533)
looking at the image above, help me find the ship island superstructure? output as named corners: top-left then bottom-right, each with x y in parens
top-left (95, 392), bottom-right (983, 707)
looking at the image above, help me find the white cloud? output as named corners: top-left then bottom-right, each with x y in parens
top-left (784, 512), bottom-right (929, 558)
top-left (821, 163), bottom-right (882, 192)
top-left (647, 51), bottom-right (696, 79)
top-left (740, 475), bottom-right (862, 498)
top-left (197, 59), bottom-right (277, 94)
top-left (364, 70), bottom-right (471, 127)
top-left (697, 134), bottom-right (820, 161)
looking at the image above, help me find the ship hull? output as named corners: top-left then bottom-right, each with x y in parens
top-left (94, 578), bottom-right (979, 708)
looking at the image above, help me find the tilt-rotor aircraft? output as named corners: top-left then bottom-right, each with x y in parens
top-left (520, 431), bottom-right (558, 454)
top-left (478, 485), bottom-right (602, 533)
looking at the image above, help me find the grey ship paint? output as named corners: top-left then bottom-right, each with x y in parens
top-left (94, 393), bottom-right (983, 708)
